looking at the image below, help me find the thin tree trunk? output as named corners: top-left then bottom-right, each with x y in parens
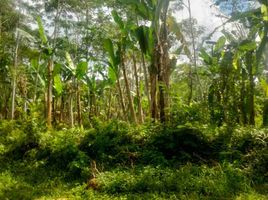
top-left (117, 78), bottom-right (126, 119)
top-left (48, 0), bottom-right (61, 128)
top-left (187, 0), bottom-right (203, 101)
top-left (77, 82), bottom-right (82, 127)
top-left (141, 53), bottom-right (150, 109)
top-left (158, 0), bottom-right (170, 123)
top-left (133, 54), bottom-right (144, 123)
top-left (247, 52), bottom-right (255, 125)
top-left (33, 55), bottom-right (41, 103)
top-left (60, 95), bottom-right (64, 122)
top-left (69, 91), bottom-right (74, 128)
top-left (240, 68), bottom-right (248, 124)
top-left (11, 30), bottom-right (20, 120)
top-left (47, 59), bottom-right (53, 128)
top-left (122, 53), bottom-right (137, 124)
top-left (150, 71), bottom-right (158, 120)
top-left (107, 88), bottom-right (112, 120)
top-left (263, 44), bottom-right (268, 126)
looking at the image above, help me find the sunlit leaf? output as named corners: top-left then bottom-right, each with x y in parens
top-left (238, 41), bottom-right (257, 51)
top-left (76, 61), bottom-right (88, 80)
top-left (214, 36), bottom-right (226, 52)
top-left (54, 74), bottom-right (63, 95)
top-left (37, 16), bottom-right (48, 45)
top-left (65, 52), bottom-right (75, 71)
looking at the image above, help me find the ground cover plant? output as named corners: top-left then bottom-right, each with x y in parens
top-left (0, 120), bottom-right (267, 199)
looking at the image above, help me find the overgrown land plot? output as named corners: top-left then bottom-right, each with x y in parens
top-left (0, 0), bottom-right (267, 199)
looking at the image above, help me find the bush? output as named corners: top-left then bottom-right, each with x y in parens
top-left (79, 120), bottom-right (141, 167)
top-left (0, 120), bottom-right (40, 159)
top-left (148, 126), bottom-right (214, 162)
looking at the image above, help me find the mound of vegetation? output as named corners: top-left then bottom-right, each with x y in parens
top-left (0, 120), bottom-right (267, 199)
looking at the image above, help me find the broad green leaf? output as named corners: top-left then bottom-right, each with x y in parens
top-left (222, 30), bottom-right (236, 42)
top-left (108, 65), bottom-right (117, 84)
top-left (38, 74), bottom-right (45, 87)
top-left (76, 61), bottom-right (88, 80)
top-left (261, 79), bottom-right (268, 97)
top-left (54, 74), bottom-right (63, 95)
top-left (214, 36), bottom-right (226, 52)
top-left (135, 26), bottom-right (148, 54)
top-left (16, 28), bottom-right (36, 42)
top-left (232, 52), bottom-right (239, 70)
top-left (53, 63), bottom-right (62, 77)
top-left (111, 10), bottom-right (125, 31)
top-left (104, 39), bottom-right (117, 67)
top-left (65, 52), bottom-right (75, 71)
top-left (200, 49), bottom-right (211, 64)
top-left (256, 28), bottom-right (268, 65)
top-left (261, 4), bottom-right (268, 21)
top-left (31, 58), bottom-right (39, 70)
top-left (238, 41), bottom-right (257, 51)
top-left (37, 16), bottom-right (48, 45)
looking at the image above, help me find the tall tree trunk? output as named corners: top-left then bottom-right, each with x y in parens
top-left (11, 30), bottom-right (20, 120)
top-left (48, 0), bottom-right (61, 128)
top-left (33, 54), bottom-right (41, 103)
top-left (188, 65), bottom-right (193, 105)
top-left (122, 53), bottom-right (137, 124)
top-left (69, 91), bottom-right (74, 128)
top-left (263, 44), bottom-right (268, 126)
top-left (121, 54), bottom-right (137, 123)
top-left (246, 52), bottom-right (255, 125)
top-left (47, 59), bottom-right (53, 128)
top-left (107, 88), bottom-right (112, 120)
top-left (187, 0), bottom-right (203, 101)
top-left (240, 68), bottom-right (248, 125)
top-left (77, 82), bottom-right (82, 127)
top-left (133, 54), bottom-right (144, 123)
top-left (157, 0), bottom-right (170, 123)
top-left (60, 95), bottom-right (64, 123)
top-left (150, 67), bottom-right (158, 120)
top-left (141, 53), bottom-right (150, 111)
top-left (117, 78), bottom-right (126, 119)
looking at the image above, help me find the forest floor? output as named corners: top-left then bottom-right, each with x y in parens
top-left (0, 159), bottom-right (267, 200)
top-left (0, 120), bottom-right (267, 199)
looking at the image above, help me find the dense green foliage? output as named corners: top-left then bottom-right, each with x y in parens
top-left (0, 0), bottom-right (268, 199)
top-left (0, 120), bottom-right (267, 199)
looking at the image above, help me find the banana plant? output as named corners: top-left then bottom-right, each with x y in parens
top-left (37, 16), bottom-right (54, 128)
top-left (64, 52), bottom-right (88, 127)
top-left (200, 30), bottom-right (258, 126)
top-left (118, 0), bottom-right (173, 122)
top-left (103, 38), bottom-right (126, 120)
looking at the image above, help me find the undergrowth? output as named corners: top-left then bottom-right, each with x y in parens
top-left (0, 119), bottom-right (267, 199)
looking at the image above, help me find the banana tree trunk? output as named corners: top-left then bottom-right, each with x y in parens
top-left (141, 53), bottom-right (150, 112)
top-left (107, 88), bottom-right (112, 120)
top-left (240, 68), bottom-right (248, 124)
top-left (11, 30), bottom-right (20, 120)
top-left (247, 52), bottom-right (255, 125)
top-left (47, 59), bottom-right (53, 128)
top-left (116, 73), bottom-right (126, 119)
top-left (150, 70), bottom-right (158, 120)
top-left (60, 95), bottom-right (64, 122)
top-left (121, 53), bottom-right (137, 124)
top-left (69, 92), bottom-right (74, 128)
top-left (133, 54), bottom-right (144, 123)
top-left (77, 82), bottom-right (82, 127)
